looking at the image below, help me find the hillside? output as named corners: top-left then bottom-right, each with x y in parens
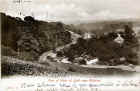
top-left (1, 13), bottom-right (72, 61)
top-left (2, 56), bottom-right (136, 77)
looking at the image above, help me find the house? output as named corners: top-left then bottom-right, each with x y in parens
top-left (86, 58), bottom-right (99, 65)
top-left (83, 32), bottom-right (92, 39)
top-left (114, 33), bottom-right (124, 44)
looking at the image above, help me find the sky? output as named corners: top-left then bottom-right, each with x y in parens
top-left (0, 0), bottom-right (140, 24)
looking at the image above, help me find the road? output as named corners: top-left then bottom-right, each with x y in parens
top-left (39, 30), bottom-right (81, 62)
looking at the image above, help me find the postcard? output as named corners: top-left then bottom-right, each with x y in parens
top-left (0, 0), bottom-right (140, 91)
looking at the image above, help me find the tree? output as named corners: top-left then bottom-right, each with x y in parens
top-left (24, 16), bottom-right (35, 23)
top-left (123, 25), bottom-right (138, 45)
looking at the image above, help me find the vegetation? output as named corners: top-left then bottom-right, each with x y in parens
top-left (57, 25), bottom-right (139, 65)
top-left (1, 13), bottom-right (72, 61)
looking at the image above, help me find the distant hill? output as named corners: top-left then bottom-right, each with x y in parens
top-left (75, 19), bottom-right (140, 35)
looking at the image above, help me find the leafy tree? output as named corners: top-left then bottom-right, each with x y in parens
top-left (24, 16), bottom-right (35, 23)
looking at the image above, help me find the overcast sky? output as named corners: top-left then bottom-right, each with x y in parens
top-left (0, 0), bottom-right (140, 24)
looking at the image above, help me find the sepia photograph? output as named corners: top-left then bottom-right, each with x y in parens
top-left (0, 0), bottom-right (140, 91)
